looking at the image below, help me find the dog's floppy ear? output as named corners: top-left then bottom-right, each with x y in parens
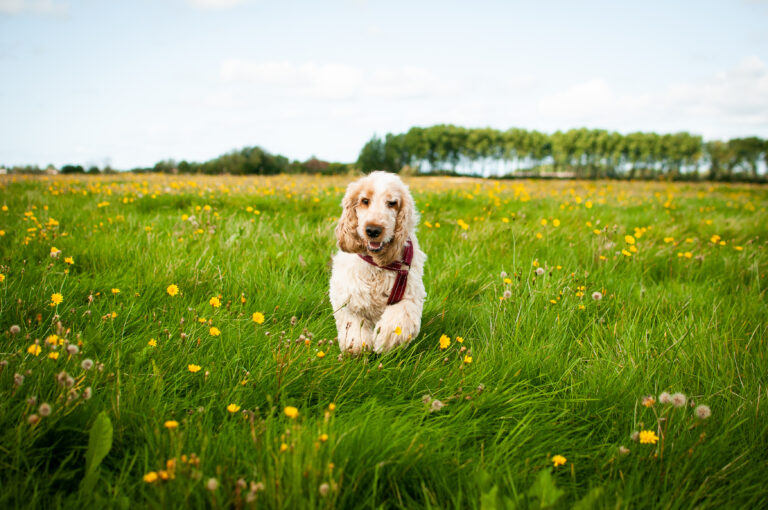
top-left (335, 180), bottom-right (364, 253)
top-left (394, 181), bottom-right (416, 246)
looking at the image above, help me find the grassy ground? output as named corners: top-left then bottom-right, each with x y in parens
top-left (0, 174), bottom-right (766, 509)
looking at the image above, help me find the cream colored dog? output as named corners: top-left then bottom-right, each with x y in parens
top-left (330, 171), bottom-right (427, 353)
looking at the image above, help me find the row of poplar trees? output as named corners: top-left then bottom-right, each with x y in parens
top-left (357, 125), bottom-right (766, 180)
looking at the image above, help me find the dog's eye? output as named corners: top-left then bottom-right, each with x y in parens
top-left (361, 198), bottom-right (369, 206)
top-left (387, 200), bottom-right (397, 208)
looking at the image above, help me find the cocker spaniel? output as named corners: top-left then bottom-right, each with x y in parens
top-left (330, 171), bottom-right (427, 353)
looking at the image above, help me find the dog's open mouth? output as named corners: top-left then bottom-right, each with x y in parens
top-left (367, 241), bottom-right (383, 252)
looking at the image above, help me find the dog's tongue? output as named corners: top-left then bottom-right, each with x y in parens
top-left (368, 241), bottom-right (382, 250)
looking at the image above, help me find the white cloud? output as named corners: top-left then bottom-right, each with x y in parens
top-left (0, 0), bottom-right (67, 15)
top-left (187, 0), bottom-right (247, 9)
top-left (536, 56), bottom-right (768, 137)
top-left (538, 78), bottom-right (654, 123)
top-left (219, 58), bottom-right (455, 101)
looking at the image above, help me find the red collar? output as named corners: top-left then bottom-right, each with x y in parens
top-left (358, 239), bottom-right (414, 305)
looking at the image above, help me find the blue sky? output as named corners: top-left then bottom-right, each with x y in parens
top-left (1, 0), bottom-right (767, 169)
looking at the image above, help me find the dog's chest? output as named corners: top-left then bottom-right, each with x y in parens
top-left (346, 264), bottom-right (395, 318)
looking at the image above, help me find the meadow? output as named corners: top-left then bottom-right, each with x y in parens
top-left (0, 173), bottom-right (766, 509)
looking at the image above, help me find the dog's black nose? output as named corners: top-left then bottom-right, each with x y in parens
top-left (365, 226), bottom-right (382, 239)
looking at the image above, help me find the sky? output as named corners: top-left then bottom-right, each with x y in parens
top-left (1, 0), bottom-right (767, 169)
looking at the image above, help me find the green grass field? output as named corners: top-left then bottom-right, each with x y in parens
top-left (1, 174), bottom-right (766, 509)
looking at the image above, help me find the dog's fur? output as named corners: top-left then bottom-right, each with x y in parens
top-left (329, 171), bottom-right (427, 353)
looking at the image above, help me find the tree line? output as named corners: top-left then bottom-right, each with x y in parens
top-left (357, 126), bottom-right (767, 181)
top-left (2, 126), bottom-right (765, 181)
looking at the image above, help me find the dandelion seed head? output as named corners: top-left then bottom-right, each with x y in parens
top-left (671, 392), bottom-right (687, 408)
top-left (10, 325), bottom-right (20, 335)
top-left (535, 267), bottom-right (545, 276)
top-left (206, 478), bottom-right (219, 491)
top-left (592, 291), bottom-right (603, 301)
top-left (695, 404), bottom-right (711, 419)
top-left (659, 392), bottom-right (672, 404)
top-left (38, 403), bottom-right (52, 417)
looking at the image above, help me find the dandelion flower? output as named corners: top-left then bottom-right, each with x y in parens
top-left (111, 288), bottom-right (120, 294)
top-left (51, 293), bottom-right (63, 306)
top-left (148, 338), bottom-right (157, 347)
top-left (284, 406), bottom-right (299, 419)
top-left (328, 403), bottom-right (336, 411)
top-left (48, 351), bottom-right (59, 360)
top-left (624, 235), bottom-right (636, 245)
top-left (639, 430), bottom-right (659, 444)
top-left (552, 455), bottom-right (566, 467)
top-left (642, 396), bottom-right (655, 407)
top-left (252, 312), bottom-right (265, 324)
top-left (463, 355), bottom-right (473, 364)
top-left (280, 443), bottom-right (289, 452)
top-left (439, 334), bottom-right (450, 349)
top-left (227, 403), bottom-right (241, 413)
top-left (209, 296), bottom-right (221, 308)
top-left (164, 420), bottom-right (179, 429)
top-left (671, 392), bottom-right (687, 408)
top-left (188, 364), bottom-right (202, 373)
top-left (166, 284), bottom-right (179, 296)
top-left (64, 257), bottom-right (74, 265)
top-left (144, 472), bottom-right (159, 483)
top-left (209, 327), bottom-right (220, 336)
top-left (317, 351), bottom-right (326, 358)
top-left (27, 343), bottom-right (42, 356)
top-left (394, 326), bottom-right (402, 336)
top-left (695, 404), bottom-right (711, 419)
top-left (319, 433), bottom-right (329, 442)
top-left (456, 336), bottom-right (464, 343)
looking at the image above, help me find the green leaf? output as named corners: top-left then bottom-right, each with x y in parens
top-left (80, 411), bottom-right (113, 495)
top-left (573, 487), bottom-right (604, 510)
top-left (527, 469), bottom-right (564, 509)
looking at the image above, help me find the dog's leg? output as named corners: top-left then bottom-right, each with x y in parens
top-left (372, 299), bottom-right (422, 352)
top-left (335, 309), bottom-right (373, 355)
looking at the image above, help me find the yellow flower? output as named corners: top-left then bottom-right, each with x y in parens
top-left (639, 430), bottom-right (659, 444)
top-left (501, 217), bottom-right (509, 223)
top-left (284, 406), bottom-right (299, 419)
top-left (111, 288), bottom-right (120, 294)
top-left (227, 403), bottom-right (241, 413)
top-left (684, 252), bottom-right (693, 259)
top-left (188, 364), bottom-right (202, 373)
top-left (552, 455), bottom-right (567, 467)
top-left (0, 273), bottom-right (5, 282)
top-left (48, 351), bottom-right (59, 360)
top-left (252, 312), bottom-right (265, 324)
top-left (624, 235), bottom-right (636, 245)
top-left (734, 246), bottom-right (743, 251)
top-left (394, 326), bottom-right (402, 336)
top-left (328, 403), bottom-right (336, 411)
top-left (319, 433), bottom-right (329, 442)
top-left (463, 355), bottom-right (472, 364)
top-left (280, 443), bottom-right (289, 452)
top-left (503, 278), bottom-right (512, 284)
top-left (166, 284), bottom-right (179, 296)
top-left (456, 336), bottom-right (464, 343)
top-left (535, 232), bottom-right (543, 239)
top-left (621, 249), bottom-right (632, 257)
top-left (541, 219), bottom-right (548, 226)
top-left (439, 334), bottom-right (450, 349)
top-left (164, 420), bottom-right (179, 429)
top-left (50, 293), bottom-right (63, 306)
top-left (143, 472), bottom-right (159, 483)
top-left (664, 237), bottom-right (675, 243)
top-left (148, 338), bottom-right (157, 347)
top-left (552, 219), bottom-right (560, 227)
top-left (64, 257), bottom-right (74, 265)
top-left (209, 327), bottom-right (221, 336)
top-left (209, 296), bottom-right (221, 308)
top-left (240, 294), bottom-right (246, 304)
top-left (27, 344), bottom-right (42, 356)
top-left (317, 351), bottom-right (326, 358)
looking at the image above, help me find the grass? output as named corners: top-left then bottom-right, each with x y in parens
top-left (0, 173), bottom-right (766, 509)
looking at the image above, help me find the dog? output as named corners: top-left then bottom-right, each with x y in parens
top-left (329, 171), bottom-right (426, 353)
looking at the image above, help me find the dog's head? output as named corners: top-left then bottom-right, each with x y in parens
top-left (335, 171), bottom-right (417, 265)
